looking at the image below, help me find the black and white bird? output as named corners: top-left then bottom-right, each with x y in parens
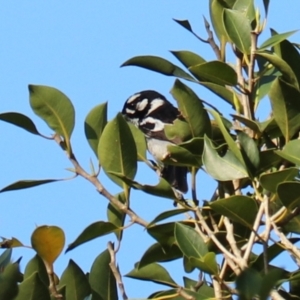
top-left (122, 90), bottom-right (188, 193)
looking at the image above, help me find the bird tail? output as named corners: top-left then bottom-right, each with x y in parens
top-left (161, 165), bottom-right (188, 193)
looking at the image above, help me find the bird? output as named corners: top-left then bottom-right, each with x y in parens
top-left (122, 90), bottom-right (188, 193)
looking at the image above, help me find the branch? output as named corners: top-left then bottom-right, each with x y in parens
top-left (53, 134), bottom-right (149, 228)
top-left (203, 17), bottom-right (221, 60)
top-left (108, 242), bottom-right (128, 300)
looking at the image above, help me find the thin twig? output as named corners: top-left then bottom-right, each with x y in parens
top-left (108, 242), bottom-right (128, 300)
top-left (203, 16), bottom-right (221, 60)
top-left (212, 277), bottom-right (223, 299)
top-left (243, 202), bottom-right (265, 262)
top-left (53, 134), bottom-right (149, 227)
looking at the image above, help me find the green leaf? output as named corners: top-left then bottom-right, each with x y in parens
top-left (66, 221), bottom-right (118, 252)
top-left (29, 85), bottom-right (75, 154)
top-left (110, 174), bottom-right (177, 200)
top-left (259, 30), bottom-right (298, 51)
top-left (210, 195), bottom-right (258, 227)
top-left (84, 102), bottom-right (107, 157)
top-left (98, 113), bottom-right (137, 188)
top-left (174, 223), bottom-right (208, 258)
top-left (208, 109), bottom-right (245, 165)
top-left (125, 262), bottom-right (178, 287)
top-left (223, 9), bottom-right (251, 54)
top-left (138, 243), bottom-right (182, 268)
top-left (15, 272), bottom-right (50, 300)
top-left (189, 61), bottom-right (237, 86)
top-left (257, 51), bottom-right (299, 89)
top-left (148, 208), bottom-right (190, 227)
top-left (170, 79), bottom-right (212, 138)
top-left (262, 0), bottom-right (270, 15)
top-left (0, 263), bottom-right (19, 300)
top-left (272, 29), bottom-right (300, 89)
top-left (89, 249), bottom-right (118, 300)
top-left (121, 55), bottom-right (197, 82)
top-left (24, 255), bottom-right (49, 287)
top-left (260, 168), bottom-right (299, 193)
top-left (0, 179), bottom-right (63, 193)
top-left (0, 237), bottom-right (23, 248)
top-left (258, 149), bottom-right (282, 175)
top-left (269, 78), bottom-right (300, 141)
top-left (276, 140), bottom-right (300, 165)
top-left (107, 192), bottom-right (126, 241)
top-left (232, 0), bottom-right (255, 21)
top-left (59, 260), bottom-right (90, 300)
top-left (259, 269), bottom-right (285, 300)
top-left (237, 131), bottom-right (260, 175)
top-left (189, 252), bottom-right (218, 275)
top-left (236, 268), bottom-right (262, 299)
top-left (200, 82), bottom-right (234, 106)
top-left (163, 144), bottom-right (201, 167)
top-left (0, 112), bottom-right (42, 136)
top-left (277, 182), bottom-right (300, 211)
top-left (127, 122), bottom-right (147, 161)
top-left (171, 50), bottom-right (206, 69)
top-left (147, 222), bottom-right (193, 249)
top-left (209, 0), bottom-right (229, 42)
top-left (0, 250), bottom-right (12, 269)
top-left (203, 136), bottom-right (248, 181)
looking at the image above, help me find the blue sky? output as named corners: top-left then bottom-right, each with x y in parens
top-left (0, 1), bottom-right (300, 298)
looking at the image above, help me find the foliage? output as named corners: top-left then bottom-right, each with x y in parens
top-left (1, 0), bottom-right (300, 299)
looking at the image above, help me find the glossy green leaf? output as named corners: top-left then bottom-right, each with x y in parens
top-left (147, 222), bottom-right (193, 249)
top-left (283, 215), bottom-right (300, 234)
top-left (203, 136), bottom-right (248, 181)
top-left (171, 50), bottom-right (206, 69)
top-left (236, 268), bottom-right (262, 299)
top-left (252, 238), bottom-right (300, 271)
top-left (259, 30), bottom-right (298, 51)
top-left (148, 208), bottom-right (190, 227)
top-left (189, 252), bottom-right (218, 275)
top-left (24, 255), bottom-right (49, 287)
top-left (232, 0), bottom-right (255, 21)
top-left (272, 30), bottom-right (300, 89)
top-left (210, 195), bottom-right (258, 227)
top-left (66, 221), bottom-right (118, 252)
top-left (178, 137), bottom-right (204, 156)
top-left (151, 287), bottom-right (213, 300)
top-left (0, 249), bottom-right (12, 269)
top-left (174, 223), bottom-right (208, 258)
top-left (257, 149), bottom-right (282, 175)
top-left (59, 260), bottom-right (90, 300)
top-left (164, 118), bottom-right (193, 143)
top-left (263, 0), bottom-right (270, 15)
top-left (89, 249), bottom-right (118, 300)
top-left (121, 55), bottom-right (197, 82)
top-left (0, 112), bottom-right (43, 136)
top-left (107, 192), bottom-right (126, 241)
top-left (260, 168), bottom-right (299, 193)
top-left (232, 114), bottom-right (261, 133)
top-left (237, 131), bottom-right (260, 174)
top-left (0, 179), bottom-right (63, 193)
top-left (208, 109), bottom-right (245, 165)
top-left (29, 85), bottom-right (75, 154)
top-left (110, 174), bottom-right (176, 200)
top-left (173, 19), bottom-right (193, 32)
top-left (126, 262), bottom-right (177, 287)
top-left (276, 140), bottom-right (300, 165)
top-left (98, 113), bottom-right (137, 188)
top-left (162, 144), bottom-right (201, 167)
top-left (257, 51), bottom-right (299, 89)
top-left (223, 9), bottom-right (251, 54)
top-left (189, 61), bottom-right (237, 86)
top-left (200, 82), bottom-right (234, 106)
top-left (84, 102), bottom-right (107, 157)
top-left (259, 269), bottom-right (285, 300)
top-left (15, 272), bottom-right (50, 300)
top-left (209, 0), bottom-right (229, 42)
top-left (170, 79), bottom-right (212, 139)
top-left (0, 263), bottom-right (19, 300)
top-left (269, 78), bottom-right (300, 141)
top-left (138, 243), bottom-right (182, 268)
top-left (277, 182), bottom-right (300, 211)
top-left (127, 122), bottom-right (147, 161)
